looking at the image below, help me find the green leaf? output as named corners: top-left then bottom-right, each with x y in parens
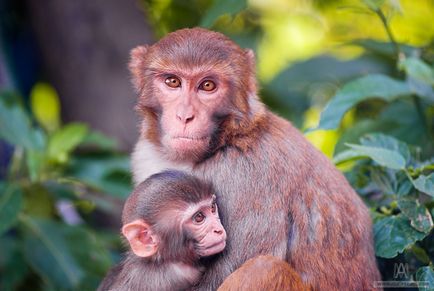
top-left (20, 216), bottom-right (84, 289)
top-left (0, 183), bottom-right (23, 235)
top-left (48, 123), bottom-right (88, 163)
top-left (316, 74), bottom-right (412, 130)
top-left (416, 266), bottom-right (434, 291)
top-left (398, 198), bottom-right (433, 233)
top-left (26, 150), bottom-right (46, 182)
top-left (374, 214), bottom-right (428, 258)
top-left (200, 0), bottom-right (247, 28)
top-left (399, 57), bottom-right (434, 86)
top-left (362, 0), bottom-right (385, 10)
top-left (346, 143), bottom-right (406, 170)
top-left (0, 96), bottom-right (45, 150)
top-left (333, 149), bottom-right (364, 165)
top-left (61, 226), bottom-right (113, 276)
top-left (81, 130), bottom-right (118, 151)
top-left (412, 174), bottom-right (434, 197)
top-left (360, 133), bottom-right (411, 164)
top-left (0, 237), bottom-right (29, 291)
top-left (67, 155), bottom-right (131, 199)
top-left (30, 83), bottom-right (61, 132)
top-left (371, 168), bottom-right (394, 195)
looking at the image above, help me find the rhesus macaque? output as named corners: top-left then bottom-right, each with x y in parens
top-left (218, 255), bottom-right (310, 291)
top-left (98, 170), bottom-right (227, 291)
top-left (129, 28), bottom-right (381, 290)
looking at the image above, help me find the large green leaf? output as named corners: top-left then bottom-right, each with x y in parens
top-left (416, 266), bottom-right (434, 291)
top-left (346, 143), bottom-right (406, 170)
top-left (398, 198), bottom-right (433, 233)
top-left (48, 123), bottom-right (88, 163)
top-left (316, 74), bottom-right (412, 130)
top-left (374, 214), bottom-right (427, 258)
top-left (412, 174), bottom-right (434, 197)
top-left (200, 0), bottom-right (247, 28)
top-left (0, 96), bottom-right (45, 150)
top-left (20, 216), bottom-right (84, 289)
top-left (0, 183), bottom-right (23, 235)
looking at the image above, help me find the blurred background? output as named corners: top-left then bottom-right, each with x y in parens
top-left (0, 0), bottom-right (433, 290)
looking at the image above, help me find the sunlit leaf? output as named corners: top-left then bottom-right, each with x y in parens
top-left (48, 123), bottom-right (88, 163)
top-left (0, 183), bottom-right (23, 235)
top-left (374, 214), bottom-right (428, 258)
top-left (30, 83), bottom-right (61, 132)
top-left (416, 266), bottom-right (434, 291)
top-left (346, 143), bottom-right (406, 170)
top-left (316, 74), bottom-right (412, 130)
top-left (398, 198), bottom-right (433, 233)
top-left (0, 96), bottom-right (45, 150)
top-left (412, 174), bottom-right (434, 197)
top-left (200, 0), bottom-right (247, 28)
top-left (21, 216), bottom-right (84, 289)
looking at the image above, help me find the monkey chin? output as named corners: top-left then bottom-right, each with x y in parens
top-left (163, 136), bottom-right (211, 162)
top-left (198, 240), bottom-right (226, 258)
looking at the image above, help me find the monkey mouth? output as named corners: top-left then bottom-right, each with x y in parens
top-left (197, 240), bottom-right (226, 257)
top-left (172, 135), bottom-right (209, 141)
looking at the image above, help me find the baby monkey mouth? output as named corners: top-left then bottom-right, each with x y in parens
top-left (172, 136), bottom-right (209, 141)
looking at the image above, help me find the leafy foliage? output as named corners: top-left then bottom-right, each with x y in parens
top-left (0, 90), bottom-right (128, 290)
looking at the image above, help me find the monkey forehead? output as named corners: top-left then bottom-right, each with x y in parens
top-left (146, 28), bottom-right (245, 72)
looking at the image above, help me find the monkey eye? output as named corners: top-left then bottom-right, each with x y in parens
top-left (211, 202), bottom-right (217, 213)
top-left (198, 80), bottom-right (216, 92)
top-left (165, 76), bottom-right (181, 88)
top-left (193, 212), bottom-right (206, 224)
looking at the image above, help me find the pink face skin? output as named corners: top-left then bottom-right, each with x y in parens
top-left (152, 70), bottom-right (229, 160)
top-left (183, 195), bottom-right (227, 257)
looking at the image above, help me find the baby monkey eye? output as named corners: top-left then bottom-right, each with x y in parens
top-left (165, 76), bottom-right (181, 88)
top-left (193, 212), bottom-right (205, 224)
top-left (199, 80), bottom-right (216, 91)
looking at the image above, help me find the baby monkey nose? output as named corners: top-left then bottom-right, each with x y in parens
top-left (214, 229), bottom-right (224, 235)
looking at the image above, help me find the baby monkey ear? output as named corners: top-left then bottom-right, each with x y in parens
top-left (122, 219), bottom-right (159, 258)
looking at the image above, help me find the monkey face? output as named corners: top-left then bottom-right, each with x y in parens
top-left (153, 72), bottom-right (229, 161)
top-left (183, 195), bottom-right (227, 257)
top-left (130, 28), bottom-right (256, 162)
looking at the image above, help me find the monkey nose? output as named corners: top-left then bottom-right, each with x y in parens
top-left (214, 229), bottom-right (224, 235)
top-left (176, 113), bottom-right (195, 124)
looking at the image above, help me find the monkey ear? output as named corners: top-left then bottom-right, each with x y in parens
top-left (122, 219), bottom-right (159, 258)
top-left (244, 49), bottom-right (256, 68)
top-left (244, 49), bottom-right (258, 96)
top-left (129, 45), bottom-right (149, 91)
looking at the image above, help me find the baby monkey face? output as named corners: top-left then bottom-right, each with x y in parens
top-left (183, 195), bottom-right (227, 257)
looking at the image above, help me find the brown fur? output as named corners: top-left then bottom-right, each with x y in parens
top-left (218, 255), bottom-right (311, 291)
top-left (129, 27), bottom-right (381, 290)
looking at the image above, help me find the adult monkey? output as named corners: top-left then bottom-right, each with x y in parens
top-left (130, 28), bottom-right (381, 290)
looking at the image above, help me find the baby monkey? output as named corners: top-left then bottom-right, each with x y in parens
top-left (98, 170), bottom-right (227, 291)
